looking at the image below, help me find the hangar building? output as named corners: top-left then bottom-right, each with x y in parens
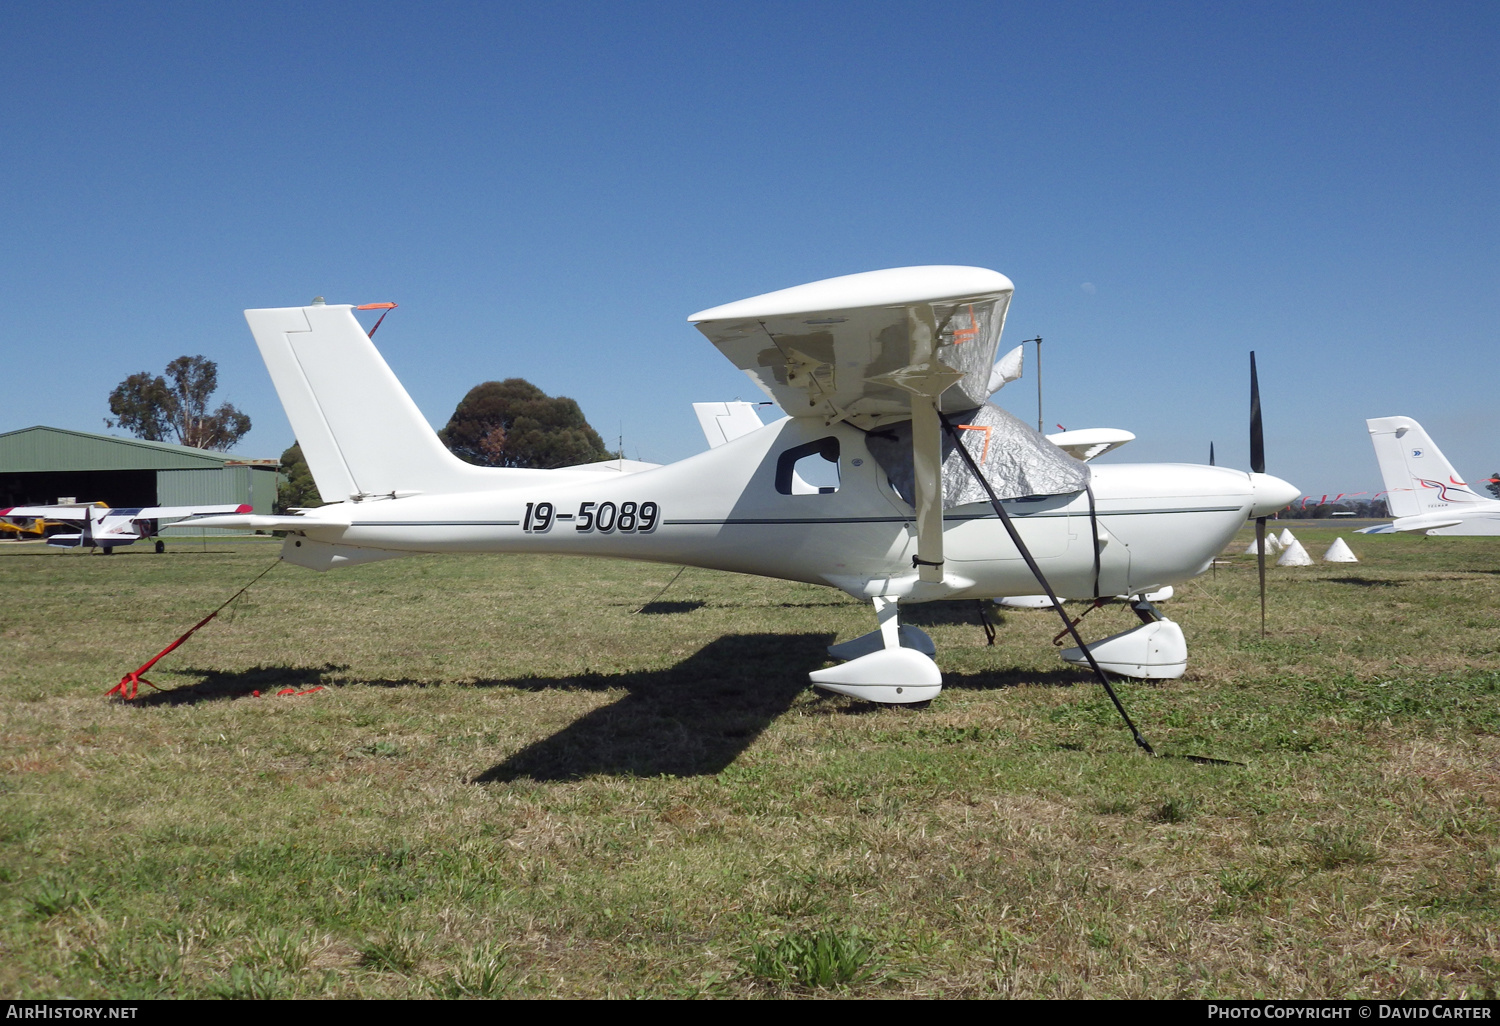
top-left (0, 426), bottom-right (277, 531)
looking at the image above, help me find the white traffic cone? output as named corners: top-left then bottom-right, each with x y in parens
top-left (1276, 538), bottom-right (1314, 566)
top-left (1323, 537), bottom-right (1358, 563)
top-left (1244, 534), bottom-right (1283, 556)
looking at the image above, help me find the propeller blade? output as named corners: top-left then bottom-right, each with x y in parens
top-left (1250, 353), bottom-right (1268, 632)
top-left (1209, 441), bottom-right (1215, 466)
top-left (1256, 515), bottom-right (1267, 635)
top-left (1249, 352), bottom-right (1264, 475)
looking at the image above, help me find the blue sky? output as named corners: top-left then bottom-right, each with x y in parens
top-left (1, 1), bottom-right (1494, 500)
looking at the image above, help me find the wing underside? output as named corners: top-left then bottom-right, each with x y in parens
top-left (690, 267), bottom-right (1085, 587)
top-left (690, 266), bottom-right (1014, 430)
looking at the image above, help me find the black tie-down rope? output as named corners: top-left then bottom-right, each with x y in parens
top-left (634, 564), bottom-right (688, 614)
top-left (974, 600), bottom-right (996, 645)
top-left (938, 414), bottom-right (1245, 767)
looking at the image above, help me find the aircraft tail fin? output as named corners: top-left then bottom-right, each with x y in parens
top-left (1366, 416), bottom-right (1485, 517)
top-left (693, 401), bottom-right (767, 449)
top-left (245, 304), bottom-right (497, 502)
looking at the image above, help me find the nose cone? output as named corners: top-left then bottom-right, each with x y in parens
top-left (1249, 473), bottom-right (1299, 517)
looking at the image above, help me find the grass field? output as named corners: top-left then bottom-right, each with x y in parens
top-left (2, 525), bottom-right (1499, 998)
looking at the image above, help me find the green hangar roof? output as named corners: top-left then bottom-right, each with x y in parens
top-left (0, 426), bottom-right (273, 472)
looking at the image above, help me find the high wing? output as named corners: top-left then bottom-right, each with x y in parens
top-left (690, 266), bottom-right (1058, 587)
top-left (689, 265), bottom-right (1013, 429)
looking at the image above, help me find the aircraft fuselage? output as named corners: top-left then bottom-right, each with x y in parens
top-left (282, 416), bottom-right (1262, 602)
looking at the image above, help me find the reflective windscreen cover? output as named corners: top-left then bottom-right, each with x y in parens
top-left (865, 402), bottom-right (1091, 507)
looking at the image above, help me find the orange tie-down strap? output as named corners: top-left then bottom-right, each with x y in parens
top-left (106, 560), bottom-right (282, 700)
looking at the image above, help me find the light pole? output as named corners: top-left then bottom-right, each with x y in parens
top-left (1017, 336), bottom-right (1043, 431)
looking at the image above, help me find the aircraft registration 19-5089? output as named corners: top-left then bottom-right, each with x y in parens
top-left (180, 266), bottom-right (1299, 705)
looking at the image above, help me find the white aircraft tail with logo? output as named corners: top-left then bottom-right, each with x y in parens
top-left (1366, 416), bottom-right (1485, 517)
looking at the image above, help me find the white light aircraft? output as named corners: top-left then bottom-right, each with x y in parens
top-left (182, 267), bottom-right (1298, 705)
top-left (0, 502), bottom-right (253, 552)
top-left (1361, 416), bottom-right (1500, 535)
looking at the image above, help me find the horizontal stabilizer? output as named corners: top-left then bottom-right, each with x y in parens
top-left (1393, 517), bottom-right (1463, 533)
top-left (166, 514), bottom-right (310, 531)
top-left (280, 536), bottom-right (409, 571)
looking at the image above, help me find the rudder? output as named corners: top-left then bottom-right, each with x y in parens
top-left (1367, 416), bottom-right (1483, 517)
top-left (245, 304), bottom-right (499, 502)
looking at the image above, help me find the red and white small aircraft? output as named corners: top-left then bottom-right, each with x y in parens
top-left (181, 266), bottom-right (1297, 703)
top-left (0, 502), bottom-right (252, 552)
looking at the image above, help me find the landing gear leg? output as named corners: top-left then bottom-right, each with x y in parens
top-left (1130, 597), bottom-right (1163, 625)
top-left (810, 596), bottom-right (943, 704)
top-left (975, 600), bottom-right (996, 645)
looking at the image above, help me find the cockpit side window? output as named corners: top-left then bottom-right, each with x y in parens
top-left (775, 437), bottom-right (840, 495)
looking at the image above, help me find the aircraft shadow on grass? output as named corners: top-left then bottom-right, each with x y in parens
top-left (470, 636), bottom-right (1089, 782)
top-left (634, 600), bottom-right (707, 615)
top-left (902, 599), bottom-right (1000, 628)
top-left (134, 632), bottom-right (1092, 779)
top-left (472, 632), bottom-right (831, 781)
top-left (130, 664), bottom-right (350, 706)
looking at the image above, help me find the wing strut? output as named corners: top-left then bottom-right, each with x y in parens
top-left (869, 306), bottom-right (966, 583)
top-left (938, 414), bottom-right (1155, 755)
